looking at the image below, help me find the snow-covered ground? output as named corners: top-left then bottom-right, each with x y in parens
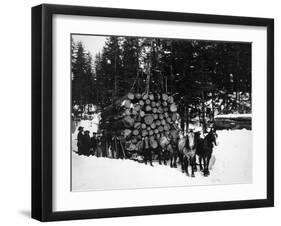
top-left (72, 127), bottom-right (252, 191)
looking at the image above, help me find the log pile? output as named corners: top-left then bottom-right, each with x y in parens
top-left (100, 92), bottom-right (179, 152)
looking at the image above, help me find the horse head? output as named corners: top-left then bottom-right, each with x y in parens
top-left (207, 129), bottom-right (217, 146)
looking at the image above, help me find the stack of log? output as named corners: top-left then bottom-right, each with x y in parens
top-left (100, 92), bottom-right (179, 152)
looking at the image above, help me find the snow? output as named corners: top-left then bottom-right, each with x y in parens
top-left (72, 129), bottom-right (252, 191)
top-left (214, 113), bottom-right (252, 119)
top-left (72, 113), bottom-right (100, 135)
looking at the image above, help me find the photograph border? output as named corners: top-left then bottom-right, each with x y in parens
top-left (32, 4), bottom-right (274, 221)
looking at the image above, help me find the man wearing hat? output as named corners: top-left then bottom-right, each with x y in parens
top-left (77, 126), bottom-right (84, 155)
top-left (142, 136), bottom-right (153, 167)
top-left (83, 130), bottom-right (91, 156)
top-left (90, 132), bottom-right (97, 156)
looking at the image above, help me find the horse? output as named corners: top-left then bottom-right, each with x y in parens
top-left (167, 139), bottom-right (179, 168)
top-left (196, 128), bottom-right (217, 176)
top-left (178, 131), bottom-right (200, 177)
top-left (159, 136), bottom-right (179, 168)
top-left (156, 145), bottom-right (168, 165)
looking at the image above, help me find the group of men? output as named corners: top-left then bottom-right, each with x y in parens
top-left (77, 126), bottom-right (102, 156)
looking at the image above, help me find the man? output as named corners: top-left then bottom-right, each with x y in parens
top-left (143, 136), bottom-right (153, 167)
top-left (90, 132), bottom-right (97, 156)
top-left (170, 135), bottom-right (179, 168)
top-left (77, 126), bottom-right (84, 155)
top-left (83, 130), bottom-right (91, 156)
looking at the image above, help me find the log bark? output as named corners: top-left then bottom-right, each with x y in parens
top-left (160, 136), bottom-right (169, 148)
top-left (167, 96), bottom-right (174, 104)
top-left (153, 114), bottom-right (158, 120)
top-left (144, 114), bottom-right (154, 125)
top-left (140, 111), bottom-right (145, 117)
top-left (133, 129), bottom-right (139, 136)
top-left (142, 130), bottom-right (148, 137)
top-left (162, 93), bottom-right (168, 101)
top-left (156, 120), bottom-right (161, 126)
top-left (149, 93), bottom-right (155, 100)
top-left (145, 105), bottom-right (152, 112)
top-left (124, 99), bottom-right (131, 109)
top-left (142, 94), bottom-right (148, 100)
top-left (170, 130), bottom-right (178, 139)
top-left (135, 93), bottom-right (142, 99)
top-left (171, 112), bottom-right (177, 121)
top-left (122, 129), bottom-right (132, 137)
top-left (127, 93), bottom-right (135, 100)
top-left (164, 124), bottom-right (170, 131)
top-left (150, 139), bottom-right (158, 149)
top-left (170, 103), bottom-right (177, 112)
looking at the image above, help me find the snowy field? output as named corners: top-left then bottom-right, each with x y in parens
top-left (72, 120), bottom-right (252, 191)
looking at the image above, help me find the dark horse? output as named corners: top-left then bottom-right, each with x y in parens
top-left (178, 131), bottom-right (200, 177)
top-left (158, 136), bottom-right (178, 168)
top-left (196, 128), bottom-right (217, 176)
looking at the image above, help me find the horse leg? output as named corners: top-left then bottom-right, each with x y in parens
top-left (186, 157), bottom-right (190, 176)
top-left (203, 157), bottom-right (208, 176)
top-left (170, 153), bottom-right (173, 168)
top-left (192, 156), bottom-right (196, 177)
top-left (149, 150), bottom-right (153, 167)
top-left (158, 150), bottom-right (162, 165)
top-left (144, 152), bottom-right (147, 165)
top-left (180, 154), bottom-right (184, 172)
top-left (199, 156), bottom-right (203, 171)
top-left (181, 156), bottom-right (185, 173)
top-left (170, 153), bottom-right (176, 168)
top-left (202, 157), bottom-right (206, 175)
top-left (164, 151), bottom-right (167, 165)
top-left (193, 155), bottom-right (197, 172)
top-left (206, 155), bottom-right (211, 175)
top-left (173, 153), bottom-right (178, 168)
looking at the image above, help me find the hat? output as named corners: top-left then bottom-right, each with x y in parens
top-left (78, 126), bottom-right (83, 131)
top-left (85, 130), bottom-right (90, 134)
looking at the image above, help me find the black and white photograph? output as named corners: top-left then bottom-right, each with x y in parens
top-left (71, 34), bottom-right (252, 191)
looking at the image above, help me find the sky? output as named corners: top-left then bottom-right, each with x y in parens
top-left (72, 34), bottom-right (107, 59)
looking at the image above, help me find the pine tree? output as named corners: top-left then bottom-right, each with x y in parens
top-left (72, 41), bottom-right (95, 110)
top-left (102, 37), bottom-right (123, 102)
top-left (120, 37), bottom-right (140, 94)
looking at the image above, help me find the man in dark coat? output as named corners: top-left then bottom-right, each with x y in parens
top-left (77, 126), bottom-right (84, 155)
top-left (90, 132), bottom-right (97, 156)
top-left (83, 130), bottom-right (91, 156)
top-left (143, 136), bottom-right (153, 167)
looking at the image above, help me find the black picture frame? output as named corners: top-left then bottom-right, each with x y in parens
top-left (32, 4), bottom-right (274, 222)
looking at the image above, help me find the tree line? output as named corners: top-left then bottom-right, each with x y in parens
top-left (72, 35), bottom-right (251, 131)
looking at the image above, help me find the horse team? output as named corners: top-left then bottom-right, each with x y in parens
top-left (76, 125), bottom-right (218, 177)
top-left (157, 128), bottom-right (218, 177)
